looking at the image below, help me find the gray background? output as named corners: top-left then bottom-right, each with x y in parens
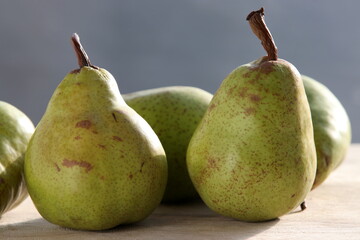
top-left (0, 1), bottom-right (358, 141)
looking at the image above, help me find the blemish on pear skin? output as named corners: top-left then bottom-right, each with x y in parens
top-left (0, 177), bottom-right (5, 184)
top-left (242, 72), bottom-right (251, 78)
top-left (129, 173), bottom-right (133, 179)
top-left (75, 120), bottom-right (92, 129)
top-left (74, 136), bottom-right (81, 140)
top-left (208, 103), bottom-right (216, 111)
top-left (196, 168), bottom-right (210, 186)
top-left (259, 63), bottom-right (274, 74)
top-left (62, 158), bottom-right (93, 173)
top-left (100, 176), bottom-right (105, 180)
top-left (227, 86), bottom-right (237, 95)
top-left (112, 136), bottom-right (123, 142)
top-left (244, 107), bottom-right (256, 116)
top-left (248, 75), bottom-right (261, 85)
top-left (54, 163), bottom-right (61, 172)
top-left (98, 144), bottom-right (106, 149)
top-left (207, 158), bottom-right (219, 170)
top-left (140, 162), bottom-right (145, 173)
top-left (112, 113), bottom-right (118, 122)
top-left (291, 194), bottom-right (296, 198)
top-left (249, 94), bottom-right (261, 102)
top-left (250, 61), bottom-right (274, 75)
top-left (239, 87), bottom-right (249, 98)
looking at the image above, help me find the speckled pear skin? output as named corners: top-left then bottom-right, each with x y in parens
top-left (302, 75), bottom-right (351, 189)
top-left (24, 67), bottom-right (167, 230)
top-left (123, 86), bottom-right (212, 203)
top-left (0, 102), bottom-right (34, 216)
top-left (187, 56), bottom-right (317, 222)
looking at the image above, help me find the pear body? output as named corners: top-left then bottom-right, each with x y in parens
top-left (123, 86), bottom-right (212, 203)
top-left (0, 102), bottom-right (34, 215)
top-left (302, 75), bottom-right (351, 189)
top-left (25, 67), bottom-right (167, 230)
top-left (187, 57), bottom-right (316, 221)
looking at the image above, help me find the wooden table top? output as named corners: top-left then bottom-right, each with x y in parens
top-left (1, 145), bottom-right (360, 240)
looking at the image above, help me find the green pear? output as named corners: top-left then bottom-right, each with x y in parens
top-left (24, 34), bottom-right (167, 230)
top-left (0, 102), bottom-right (34, 216)
top-left (187, 8), bottom-right (316, 221)
top-left (302, 75), bottom-right (351, 189)
top-left (123, 86), bottom-right (212, 203)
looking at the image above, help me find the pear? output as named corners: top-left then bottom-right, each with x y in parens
top-left (0, 102), bottom-right (34, 216)
top-left (302, 75), bottom-right (351, 189)
top-left (24, 34), bottom-right (167, 230)
top-left (186, 8), bottom-right (316, 221)
top-left (123, 86), bottom-right (212, 203)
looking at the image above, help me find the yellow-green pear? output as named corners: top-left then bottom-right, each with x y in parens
top-left (302, 75), bottom-right (351, 189)
top-left (123, 86), bottom-right (212, 203)
top-left (24, 34), bottom-right (167, 230)
top-left (187, 8), bottom-right (316, 222)
top-left (0, 102), bottom-right (34, 216)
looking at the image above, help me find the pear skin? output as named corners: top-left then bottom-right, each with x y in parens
top-left (24, 34), bottom-right (167, 230)
top-left (0, 102), bottom-right (34, 215)
top-left (123, 86), bottom-right (212, 203)
top-left (302, 75), bottom-right (351, 189)
top-left (187, 8), bottom-right (316, 221)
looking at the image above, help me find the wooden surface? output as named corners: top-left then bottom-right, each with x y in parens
top-left (1, 145), bottom-right (360, 240)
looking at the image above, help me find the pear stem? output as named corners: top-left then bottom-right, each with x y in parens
top-left (246, 8), bottom-right (278, 61)
top-left (71, 33), bottom-right (97, 69)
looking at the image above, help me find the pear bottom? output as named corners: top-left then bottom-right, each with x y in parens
top-left (199, 188), bottom-right (303, 222)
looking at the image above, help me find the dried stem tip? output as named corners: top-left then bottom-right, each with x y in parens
top-left (71, 33), bottom-right (92, 68)
top-left (246, 8), bottom-right (278, 61)
top-left (300, 201), bottom-right (307, 211)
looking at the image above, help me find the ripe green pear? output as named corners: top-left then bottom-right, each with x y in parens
top-left (24, 34), bottom-right (167, 230)
top-left (187, 56), bottom-right (317, 222)
top-left (123, 86), bottom-right (212, 203)
top-left (0, 102), bottom-right (34, 216)
top-left (302, 75), bottom-right (351, 189)
top-left (187, 8), bottom-right (316, 221)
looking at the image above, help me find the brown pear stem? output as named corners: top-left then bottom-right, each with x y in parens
top-left (246, 8), bottom-right (278, 61)
top-left (71, 33), bottom-right (95, 68)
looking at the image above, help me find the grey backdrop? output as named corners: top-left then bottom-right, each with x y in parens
top-left (0, 1), bottom-right (358, 141)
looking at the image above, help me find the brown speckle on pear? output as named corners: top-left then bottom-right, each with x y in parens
top-left (112, 136), bottom-right (123, 142)
top-left (54, 163), bottom-right (61, 172)
top-left (139, 162), bottom-right (145, 173)
top-left (62, 159), bottom-right (93, 173)
top-left (75, 120), bottom-right (92, 129)
top-left (98, 144), bottom-right (106, 149)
